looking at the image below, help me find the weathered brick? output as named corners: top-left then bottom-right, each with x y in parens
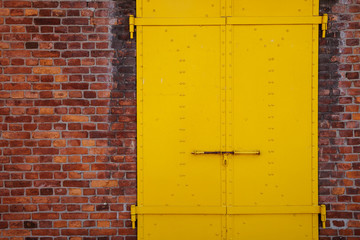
top-left (62, 115), bottom-right (89, 122)
top-left (34, 18), bottom-right (60, 25)
top-left (2, 132), bottom-right (30, 139)
top-left (4, 1), bottom-right (31, 8)
top-left (91, 180), bottom-right (119, 188)
top-left (33, 67), bottom-right (61, 74)
top-left (32, 132), bottom-right (60, 139)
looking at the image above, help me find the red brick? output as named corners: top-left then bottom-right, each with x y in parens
top-left (349, 5), bottom-right (360, 13)
top-left (32, 229), bottom-right (59, 236)
top-left (63, 180), bottom-right (89, 188)
top-left (62, 18), bottom-right (89, 25)
top-left (90, 229), bottom-right (117, 236)
top-left (61, 229), bottom-right (89, 235)
top-left (6, 17), bottom-right (32, 24)
top-left (3, 230), bottom-right (31, 236)
top-left (2, 132), bottom-right (30, 139)
top-left (4, 1), bottom-right (31, 8)
top-left (32, 213), bottom-right (59, 220)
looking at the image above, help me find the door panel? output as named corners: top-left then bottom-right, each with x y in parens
top-left (140, 0), bottom-right (223, 18)
top-left (231, 25), bottom-right (314, 206)
top-left (139, 25), bottom-right (225, 239)
top-left (141, 26), bottom-right (224, 207)
top-left (231, 215), bottom-right (314, 240)
top-left (232, 0), bottom-right (314, 17)
top-left (228, 24), bottom-right (318, 239)
top-left (140, 215), bottom-right (224, 240)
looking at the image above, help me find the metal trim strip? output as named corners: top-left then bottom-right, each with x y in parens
top-left (227, 206), bottom-right (321, 215)
top-left (134, 16), bottom-right (323, 26)
top-left (134, 206), bottom-right (321, 215)
top-left (135, 207), bottom-right (227, 215)
top-left (135, 17), bottom-right (226, 26)
top-left (227, 16), bottom-right (323, 25)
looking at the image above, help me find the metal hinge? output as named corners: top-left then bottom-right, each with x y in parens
top-left (320, 204), bottom-right (327, 228)
top-left (131, 205), bottom-right (137, 229)
top-left (321, 14), bottom-right (328, 38)
top-left (129, 15), bottom-right (135, 39)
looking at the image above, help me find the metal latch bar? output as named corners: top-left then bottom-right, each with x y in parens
top-left (192, 151), bottom-right (260, 155)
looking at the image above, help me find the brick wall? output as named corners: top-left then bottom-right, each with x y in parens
top-left (0, 0), bottom-right (136, 238)
top-left (0, 0), bottom-right (359, 239)
top-left (319, 0), bottom-right (360, 239)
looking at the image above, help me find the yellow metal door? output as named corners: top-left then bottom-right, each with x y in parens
top-left (133, 0), bottom-right (326, 239)
top-left (135, 1), bottom-right (227, 240)
top-left (226, 1), bottom-right (322, 239)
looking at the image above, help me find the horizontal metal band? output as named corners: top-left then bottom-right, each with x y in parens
top-left (135, 18), bottom-right (225, 26)
top-left (228, 206), bottom-right (321, 215)
top-left (134, 16), bottom-right (323, 26)
top-left (135, 206), bottom-right (226, 215)
top-left (134, 206), bottom-right (321, 215)
top-left (227, 16), bottom-right (323, 25)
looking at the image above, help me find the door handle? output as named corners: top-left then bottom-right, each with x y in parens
top-left (234, 151), bottom-right (260, 155)
top-left (192, 151), bottom-right (260, 155)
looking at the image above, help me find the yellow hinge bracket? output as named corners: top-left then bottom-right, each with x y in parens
top-left (129, 15), bottom-right (135, 39)
top-left (131, 205), bottom-right (137, 229)
top-left (322, 14), bottom-right (328, 38)
top-left (320, 204), bottom-right (327, 228)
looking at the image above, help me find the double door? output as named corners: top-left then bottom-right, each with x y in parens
top-left (133, 1), bottom-right (326, 239)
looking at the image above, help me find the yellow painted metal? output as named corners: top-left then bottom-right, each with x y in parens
top-left (135, 1), bottom-right (226, 238)
top-left (135, 206), bottom-right (226, 215)
top-left (321, 205), bottom-right (327, 228)
top-left (129, 15), bottom-right (135, 39)
top-left (133, 16), bottom-right (328, 26)
top-left (134, 0), bottom-right (325, 239)
top-left (135, 17), bottom-right (226, 26)
top-left (131, 205), bottom-right (137, 229)
top-left (322, 14), bottom-right (328, 38)
top-left (227, 16), bottom-right (323, 25)
top-left (228, 206), bottom-right (322, 215)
